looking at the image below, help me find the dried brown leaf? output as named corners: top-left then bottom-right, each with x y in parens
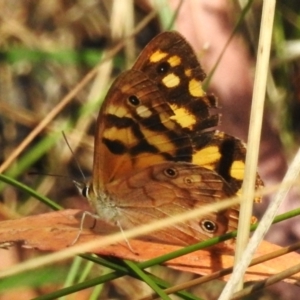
top-left (0, 209), bottom-right (299, 283)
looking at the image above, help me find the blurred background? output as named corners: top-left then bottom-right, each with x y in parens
top-left (0, 0), bottom-right (300, 299)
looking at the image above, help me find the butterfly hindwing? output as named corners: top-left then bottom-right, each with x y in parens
top-left (192, 131), bottom-right (263, 200)
top-left (106, 161), bottom-right (238, 247)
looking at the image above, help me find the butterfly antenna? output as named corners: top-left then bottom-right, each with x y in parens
top-left (62, 131), bottom-right (86, 181)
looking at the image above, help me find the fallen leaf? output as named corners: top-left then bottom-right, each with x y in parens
top-left (0, 209), bottom-right (299, 283)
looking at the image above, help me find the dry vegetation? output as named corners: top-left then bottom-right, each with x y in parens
top-left (0, 1), bottom-right (300, 299)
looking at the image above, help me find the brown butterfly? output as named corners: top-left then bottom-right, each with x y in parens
top-left (80, 31), bottom-right (262, 249)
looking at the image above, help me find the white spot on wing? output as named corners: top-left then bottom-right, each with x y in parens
top-left (136, 105), bottom-right (152, 118)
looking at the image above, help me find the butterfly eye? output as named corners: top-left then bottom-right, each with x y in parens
top-left (200, 219), bottom-right (218, 233)
top-left (81, 186), bottom-right (89, 198)
top-left (128, 95), bottom-right (140, 106)
top-left (157, 61), bottom-right (170, 74)
top-left (164, 167), bottom-right (178, 177)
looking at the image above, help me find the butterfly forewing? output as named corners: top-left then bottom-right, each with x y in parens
top-left (133, 31), bottom-right (219, 134)
top-left (92, 69), bottom-right (194, 191)
top-left (92, 31), bottom-right (222, 191)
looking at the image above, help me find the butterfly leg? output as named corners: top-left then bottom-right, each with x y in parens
top-left (71, 211), bottom-right (99, 246)
top-left (116, 220), bottom-right (137, 255)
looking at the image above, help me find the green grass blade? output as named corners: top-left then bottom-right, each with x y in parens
top-left (123, 259), bottom-right (171, 300)
top-left (0, 174), bottom-right (62, 210)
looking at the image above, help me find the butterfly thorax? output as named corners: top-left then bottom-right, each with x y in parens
top-left (84, 182), bottom-right (121, 224)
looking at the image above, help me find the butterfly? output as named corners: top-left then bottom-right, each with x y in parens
top-left (80, 31), bottom-right (262, 249)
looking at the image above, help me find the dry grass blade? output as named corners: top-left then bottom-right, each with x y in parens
top-left (232, 263), bottom-right (300, 299)
top-left (221, 144), bottom-right (300, 298)
top-left (229, 0), bottom-right (276, 295)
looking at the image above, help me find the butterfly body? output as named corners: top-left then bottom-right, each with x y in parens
top-left (82, 31), bottom-right (262, 249)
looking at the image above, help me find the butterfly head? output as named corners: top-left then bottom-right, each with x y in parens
top-left (74, 180), bottom-right (90, 198)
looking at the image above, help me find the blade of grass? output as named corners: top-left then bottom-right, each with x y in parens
top-left (232, 263), bottom-right (300, 299)
top-left (0, 174), bottom-right (62, 211)
top-left (3, 48), bottom-right (103, 67)
top-left (33, 256), bottom-right (199, 300)
top-left (221, 146), bottom-right (300, 298)
top-left (230, 0), bottom-right (276, 294)
top-left (123, 259), bottom-right (171, 300)
top-left (0, 266), bottom-right (67, 292)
